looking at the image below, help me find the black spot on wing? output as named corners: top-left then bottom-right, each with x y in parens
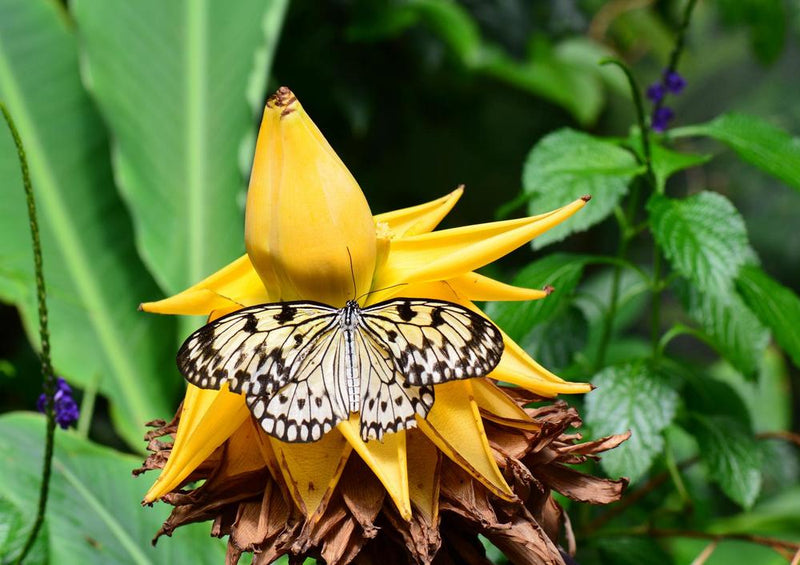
top-left (396, 301), bottom-right (417, 322)
top-left (273, 304), bottom-right (297, 323)
top-left (430, 307), bottom-right (445, 327)
top-left (243, 314), bottom-right (258, 334)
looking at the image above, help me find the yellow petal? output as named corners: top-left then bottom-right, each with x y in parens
top-left (472, 379), bottom-right (539, 430)
top-left (268, 431), bottom-right (352, 518)
top-left (245, 87), bottom-right (376, 307)
top-left (374, 197), bottom-right (588, 289)
top-left (446, 271), bottom-right (549, 302)
top-left (374, 186), bottom-right (463, 237)
top-left (140, 254), bottom-right (268, 316)
top-left (337, 415), bottom-right (412, 520)
top-left (144, 385), bottom-right (250, 502)
top-left (417, 380), bottom-right (514, 500)
top-left (406, 431), bottom-right (440, 522)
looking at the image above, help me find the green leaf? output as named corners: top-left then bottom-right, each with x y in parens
top-left (584, 363), bottom-right (679, 483)
top-left (690, 414), bottom-right (762, 508)
top-left (0, 496), bottom-right (48, 565)
top-left (672, 114), bottom-right (800, 192)
top-left (485, 253), bottom-right (588, 342)
top-left (72, 0), bottom-right (289, 295)
top-left (0, 0), bottom-right (177, 448)
top-left (523, 129), bottom-right (643, 248)
top-left (716, 0), bottom-right (787, 64)
top-left (594, 537), bottom-right (673, 565)
top-left (649, 143), bottom-right (711, 193)
top-left (648, 192), bottom-right (751, 296)
top-left (0, 412), bottom-right (226, 564)
top-left (521, 306), bottom-right (588, 373)
top-left (736, 265), bottom-right (800, 368)
top-left (679, 283), bottom-right (769, 377)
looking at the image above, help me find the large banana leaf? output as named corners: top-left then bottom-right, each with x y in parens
top-left (0, 0), bottom-right (178, 449)
top-left (0, 412), bottom-right (228, 564)
top-left (72, 0), bottom-right (289, 296)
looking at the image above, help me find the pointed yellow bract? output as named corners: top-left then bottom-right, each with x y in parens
top-left (269, 431), bottom-right (352, 517)
top-left (337, 414), bottom-right (412, 520)
top-left (417, 381), bottom-right (514, 500)
top-left (374, 186), bottom-right (463, 237)
top-left (143, 87), bottom-right (594, 524)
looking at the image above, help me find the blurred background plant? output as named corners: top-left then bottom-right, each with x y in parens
top-left (1, 0), bottom-right (799, 564)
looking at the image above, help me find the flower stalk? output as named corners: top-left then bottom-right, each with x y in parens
top-left (2, 102), bottom-right (57, 565)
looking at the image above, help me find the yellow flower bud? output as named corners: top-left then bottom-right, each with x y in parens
top-left (245, 87), bottom-right (376, 306)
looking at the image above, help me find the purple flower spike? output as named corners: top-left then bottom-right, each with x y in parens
top-left (37, 377), bottom-right (80, 429)
top-left (646, 82), bottom-right (666, 103)
top-left (664, 70), bottom-right (686, 94)
top-left (652, 106), bottom-right (675, 132)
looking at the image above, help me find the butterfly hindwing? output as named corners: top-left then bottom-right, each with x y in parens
top-left (247, 325), bottom-right (350, 442)
top-left (355, 328), bottom-right (434, 441)
top-left (361, 298), bottom-right (504, 386)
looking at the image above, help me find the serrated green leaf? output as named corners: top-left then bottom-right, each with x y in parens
top-left (673, 114), bottom-right (800, 192)
top-left (521, 306), bottom-right (588, 373)
top-left (679, 282), bottom-right (769, 377)
top-left (680, 369), bottom-right (753, 430)
top-left (72, 0), bottom-right (289, 296)
top-left (585, 363), bottom-right (679, 483)
top-left (523, 129), bottom-right (643, 248)
top-left (650, 144), bottom-right (711, 193)
top-left (0, 0), bottom-right (177, 448)
top-left (485, 253), bottom-right (588, 342)
top-left (736, 265), bottom-right (800, 368)
top-left (648, 192), bottom-right (751, 296)
top-left (691, 414), bottom-right (762, 508)
top-left (0, 412), bottom-right (227, 564)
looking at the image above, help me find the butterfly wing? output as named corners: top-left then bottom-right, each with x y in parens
top-left (177, 301), bottom-right (352, 442)
top-left (360, 298), bottom-right (504, 386)
top-left (355, 327), bottom-right (434, 442)
top-left (247, 325), bottom-right (351, 442)
top-left (177, 301), bottom-right (338, 400)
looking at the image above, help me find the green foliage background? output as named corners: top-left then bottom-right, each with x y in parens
top-left (1, 0), bottom-right (799, 564)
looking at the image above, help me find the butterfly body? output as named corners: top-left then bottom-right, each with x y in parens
top-left (178, 297), bottom-right (504, 443)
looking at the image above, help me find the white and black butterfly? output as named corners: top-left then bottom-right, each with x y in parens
top-left (177, 298), bottom-right (504, 443)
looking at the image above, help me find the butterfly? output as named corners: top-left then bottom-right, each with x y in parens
top-left (177, 297), bottom-right (504, 443)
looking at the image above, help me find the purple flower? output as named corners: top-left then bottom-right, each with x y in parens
top-left (651, 106), bottom-right (674, 132)
top-left (37, 377), bottom-right (80, 429)
top-left (646, 82), bottom-right (666, 103)
top-left (663, 70), bottom-right (686, 94)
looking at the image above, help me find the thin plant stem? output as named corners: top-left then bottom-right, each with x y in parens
top-left (651, 247), bottom-right (663, 357)
top-left (1, 102), bottom-right (56, 565)
top-left (665, 438), bottom-right (691, 507)
top-left (600, 57), bottom-right (655, 187)
top-left (653, 0), bottom-right (699, 121)
top-left (77, 372), bottom-right (101, 439)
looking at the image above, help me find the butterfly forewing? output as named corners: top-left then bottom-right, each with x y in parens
top-left (360, 299), bottom-right (504, 386)
top-left (177, 301), bottom-right (338, 397)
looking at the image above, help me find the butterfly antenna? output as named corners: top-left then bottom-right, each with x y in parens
top-left (355, 282), bottom-right (408, 303)
top-left (346, 247), bottom-right (357, 300)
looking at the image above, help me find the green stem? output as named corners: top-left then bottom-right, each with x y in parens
top-left (600, 57), bottom-right (655, 188)
top-left (651, 248), bottom-right (663, 357)
top-left (1, 103), bottom-right (56, 565)
top-left (665, 437), bottom-right (691, 507)
top-left (656, 323), bottom-right (710, 358)
top-left (77, 372), bottom-right (101, 439)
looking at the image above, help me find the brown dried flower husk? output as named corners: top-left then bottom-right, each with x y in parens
top-left (136, 390), bottom-right (628, 565)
